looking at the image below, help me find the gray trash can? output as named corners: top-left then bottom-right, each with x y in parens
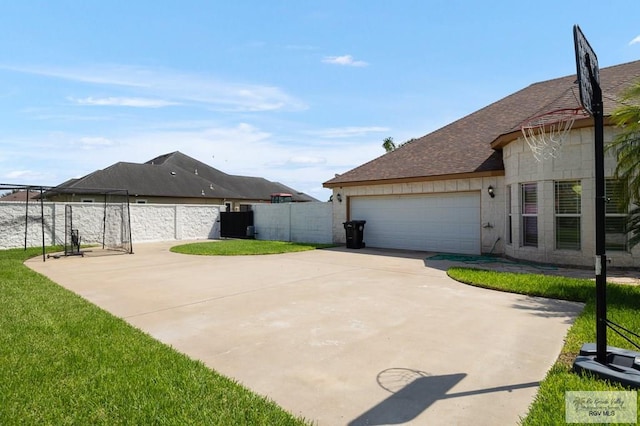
top-left (343, 220), bottom-right (366, 249)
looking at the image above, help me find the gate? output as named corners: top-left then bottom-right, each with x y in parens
top-left (220, 210), bottom-right (254, 238)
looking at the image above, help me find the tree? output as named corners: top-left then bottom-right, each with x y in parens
top-left (607, 79), bottom-right (640, 247)
top-left (382, 137), bottom-right (415, 152)
top-left (382, 137), bottom-right (396, 153)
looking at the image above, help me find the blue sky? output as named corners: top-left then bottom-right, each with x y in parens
top-left (1, 1), bottom-right (639, 200)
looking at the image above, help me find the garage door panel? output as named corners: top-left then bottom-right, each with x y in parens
top-left (350, 193), bottom-right (480, 255)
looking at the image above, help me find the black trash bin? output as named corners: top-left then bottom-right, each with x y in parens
top-left (343, 220), bottom-right (366, 249)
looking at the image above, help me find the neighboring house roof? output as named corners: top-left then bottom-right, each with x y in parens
top-left (0, 190), bottom-right (41, 202)
top-left (146, 152), bottom-right (312, 201)
top-left (51, 151), bottom-right (317, 202)
top-left (324, 60), bottom-right (640, 188)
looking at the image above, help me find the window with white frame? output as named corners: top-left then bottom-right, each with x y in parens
top-left (605, 178), bottom-right (628, 251)
top-left (506, 184), bottom-right (512, 245)
top-left (555, 180), bottom-right (581, 250)
top-left (521, 183), bottom-right (538, 247)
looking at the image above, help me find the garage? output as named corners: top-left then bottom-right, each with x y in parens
top-left (350, 192), bottom-right (481, 254)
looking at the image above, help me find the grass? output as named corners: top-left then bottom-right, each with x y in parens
top-left (171, 239), bottom-right (335, 256)
top-left (0, 246), bottom-right (310, 425)
top-left (447, 267), bottom-right (640, 425)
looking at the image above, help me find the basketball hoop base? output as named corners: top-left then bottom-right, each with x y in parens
top-left (573, 343), bottom-right (640, 388)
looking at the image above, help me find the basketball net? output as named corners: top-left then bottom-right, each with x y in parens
top-left (520, 108), bottom-right (587, 161)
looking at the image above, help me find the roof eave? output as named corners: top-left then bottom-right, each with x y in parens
top-left (490, 116), bottom-right (612, 149)
top-left (323, 170), bottom-right (505, 189)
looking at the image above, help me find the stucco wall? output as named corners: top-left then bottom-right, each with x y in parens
top-left (503, 126), bottom-right (640, 267)
top-left (0, 202), bottom-right (58, 248)
top-left (253, 202), bottom-right (332, 244)
top-left (330, 176), bottom-right (505, 254)
top-left (0, 202), bottom-right (222, 249)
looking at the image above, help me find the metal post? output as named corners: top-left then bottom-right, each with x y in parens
top-left (24, 186), bottom-right (30, 250)
top-left (592, 76), bottom-right (607, 364)
top-left (125, 190), bottom-right (133, 254)
top-left (40, 187), bottom-right (46, 262)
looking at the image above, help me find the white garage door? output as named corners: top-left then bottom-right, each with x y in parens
top-left (350, 192), bottom-right (481, 254)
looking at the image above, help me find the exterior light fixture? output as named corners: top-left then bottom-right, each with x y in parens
top-left (337, 193), bottom-right (342, 202)
top-left (487, 186), bottom-right (495, 198)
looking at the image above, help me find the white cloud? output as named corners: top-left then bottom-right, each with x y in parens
top-left (5, 170), bottom-right (32, 179)
top-left (0, 64), bottom-right (148, 87)
top-left (70, 96), bottom-right (179, 108)
top-left (322, 55), bottom-right (368, 67)
top-left (0, 120), bottom-right (385, 199)
top-left (75, 136), bottom-right (116, 149)
top-left (3, 169), bottom-right (52, 182)
top-left (1, 64), bottom-right (307, 112)
top-left (630, 35), bottom-right (640, 45)
top-left (307, 126), bottom-right (389, 138)
top-left (287, 156), bottom-right (326, 165)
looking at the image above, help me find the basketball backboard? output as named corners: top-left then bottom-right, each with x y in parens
top-left (573, 25), bottom-right (600, 115)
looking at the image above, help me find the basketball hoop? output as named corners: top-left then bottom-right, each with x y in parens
top-left (520, 108), bottom-right (587, 161)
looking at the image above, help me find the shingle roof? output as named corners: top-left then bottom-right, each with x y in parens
top-left (324, 60), bottom-right (640, 187)
top-left (146, 151), bottom-right (315, 201)
top-left (0, 190), bottom-right (41, 202)
top-left (53, 151), bottom-right (318, 202)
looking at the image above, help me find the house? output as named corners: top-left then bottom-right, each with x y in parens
top-left (0, 189), bottom-right (42, 202)
top-left (324, 60), bottom-right (640, 268)
top-left (49, 151), bottom-right (317, 210)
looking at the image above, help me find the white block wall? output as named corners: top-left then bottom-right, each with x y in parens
top-left (0, 202), bottom-right (222, 249)
top-left (253, 202), bottom-right (333, 244)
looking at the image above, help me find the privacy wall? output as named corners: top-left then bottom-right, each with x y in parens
top-left (0, 202), bottom-right (221, 250)
top-left (252, 202), bottom-right (332, 244)
top-left (0, 201), bottom-right (333, 250)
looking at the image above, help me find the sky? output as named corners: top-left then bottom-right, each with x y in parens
top-left (1, 1), bottom-right (640, 201)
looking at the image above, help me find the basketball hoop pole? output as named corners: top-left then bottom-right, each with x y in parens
top-left (591, 70), bottom-right (607, 365)
top-left (572, 25), bottom-right (640, 388)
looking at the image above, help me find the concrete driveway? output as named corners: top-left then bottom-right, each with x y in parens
top-left (27, 242), bottom-right (583, 425)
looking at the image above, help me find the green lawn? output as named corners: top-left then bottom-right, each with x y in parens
top-left (0, 247), bottom-right (309, 425)
top-left (171, 239), bottom-right (334, 256)
top-left (447, 267), bottom-right (640, 425)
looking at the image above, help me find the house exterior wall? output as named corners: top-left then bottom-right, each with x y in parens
top-left (330, 126), bottom-right (640, 267)
top-left (502, 125), bottom-right (640, 267)
top-left (330, 176), bottom-right (505, 254)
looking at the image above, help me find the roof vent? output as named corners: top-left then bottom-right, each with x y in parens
top-left (195, 168), bottom-right (198, 175)
top-left (201, 190), bottom-right (205, 196)
top-left (170, 171), bottom-right (176, 176)
top-left (209, 184), bottom-right (214, 190)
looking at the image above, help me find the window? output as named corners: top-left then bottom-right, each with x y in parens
top-left (506, 185), bottom-right (512, 245)
top-left (555, 180), bottom-right (581, 250)
top-left (606, 179), bottom-right (628, 251)
top-left (521, 183), bottom-right (538, 247)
